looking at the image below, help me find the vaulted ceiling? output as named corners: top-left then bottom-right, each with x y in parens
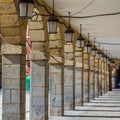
top-left (44, 0), bottom-right (120, 58)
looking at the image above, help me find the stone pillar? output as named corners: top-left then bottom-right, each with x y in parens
top-left (75, 48), bottom-right (83, 107)
top-left (102, 61), bottom-right (105, 94)
top-left (48, 27), bottom-right (64, 116)
top-left (0, 34), bottom-right (1, 91)
top-left (109, 65), bottom-right (112, 91)
top-left (99, 60), bottom-right (102, 96)
top-left (103, 61), bottom-right (106, 94)
top-left (64, 43), bottom-right (74, 110)
top-left (104, 62), bottom-right (107, 93)
top-left (83, 53), bottom-right (89, 103)
top-left (89, 55), bottom-right (95, 100)
top-left (95, 58), bottom-right (99, 97)
top-left (29, 15), bottom-right (49, 120)
top-left (1, 1), bottom-right (27, 118)
top-left (2, 53), bottom-right (26, 120)
top-left (106, 65), bottom-right (110, 91)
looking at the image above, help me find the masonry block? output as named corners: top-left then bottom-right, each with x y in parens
top-left (29, 21), bottom-right (44, 30)
top-left (3, 113), bottom-right (20, 120)
top-left (0, 3), bottom-right (16, 15)
top-left (11, 90), bottom-right (20, 103)
top-left (31, 42), bottom-right (46, 51)
top-left (30, 60), bottom-right (48, 120)
top-left (64, 66), bottom-right (74, 110)
top-left (1, 15), bottom-right (19, 27)
top-left (30, 51), bottom-right (47, 60)
top-left (49, 33), bottom-right (61, 40)
top-left (2, 65), bottom-right (20, 79)
top-left (3, 90), bottom-right (11, 103)
top-left (49, 40), bottom-right (62, 48)
top-left (64, 44), bottom-right (73, 52)
top-left (49, 65), bottom-right (63, 116)
top-left (30, 30), bottom-right (45, 42)
top-left (31, 68), bottom-right (45, 86)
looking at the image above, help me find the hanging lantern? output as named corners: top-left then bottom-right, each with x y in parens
top-left (96, 50), bottom-right (102, 59)
top-left (110, 58), bottom-right (115, 66)
top-left (84, 42), bottom-right (92, 54)
top-left (65, 27), bottom-right (74, 42)
top-left (101, 54), bottom-right (105, 62)
top-left (91, 46), bottom-right (97, 56)
top-left (107, 58), bottom-right (110, 65)
top-left (64, 12), bottom-right (74, 43)
top-left (76, 24), bottom-right (84, 48)
top-left (84, 33), bottom-right (92, 54)
top-left (19, 0), bottom-right (34, 19)
top-left (47, 14), bottom-right (59, 34)
top-left (111, 61), bottom-right (115, 66)
top-left (104, 55), bottom-right (107, 62)
top-left (47, 0), bottom-right (59, 34)
top-left (91, 38), bottom-right (97, 56)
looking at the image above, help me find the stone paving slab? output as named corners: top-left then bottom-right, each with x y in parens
top-left (1, 89), bottom-right (120, 120)
top-left (75, 106), bottom-right (120, 111)
top-left (51, 89), bottom-right (120, 120)
top-left (83, 102), bottom-right (120, 107)
top-left (64, 110), bottom-right (120, 117)
top-left (50, 117), bottom-right (120, 120)
top-left (90, 100), bottom-right (120, 103)
top-left (95, 97), bottom-right (120, 100)
top-left (99, 94), bottom-right (120, 99)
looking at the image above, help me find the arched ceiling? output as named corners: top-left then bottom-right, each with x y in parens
top-left (44, 0), bottom-right (120, 58)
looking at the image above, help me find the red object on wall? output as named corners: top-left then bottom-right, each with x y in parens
top-left (27, 30), bottom-right (31, 75)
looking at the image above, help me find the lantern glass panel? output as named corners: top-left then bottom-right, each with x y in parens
top-left (84, 46), bottom-right (91, 54)
top-left (19, 3), bottom-right (33, 18)
top-left (76, 40), bottom-right (84, 48)
top-left (47, 21), bottom-right (58, 34)
top-left (91, 50), bottom-right (96, 56)
top-left (96, 53), bottom-right (101, 59)
top-left (65, 33), bottom-right (74, 43)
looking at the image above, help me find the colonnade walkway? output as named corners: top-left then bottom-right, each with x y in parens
top-left (1, 89), bottom-right (120, 120)
top-left (50, 89), bottom-right (120, 120)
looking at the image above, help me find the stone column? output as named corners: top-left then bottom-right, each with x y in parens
top-left (29, 15), bottom-right (49, 120)
top-left (104, 62), bottom-right (107, 93)
top-left (95, 58), bottom-right (99, 97)
top-left (109, 65), bottom-right (112, 91)
top-left (103, 61), bottom-right (106, 94)
top-left (83, 53), bottom-right (89, 103)
top-left (48, 27), bottom-right (64, 116)
top-left (64, 43), bottom-right (74, 110)
top-left (89, 55), bottom-right (95, 100)
top-left (99, 60), bottom-right (102, 96)
top-left (75, 48), bottom-right (83, 107)
top-left (1, 1), bottom-right (27, 118)
top-left (102, 61), bottom-right (105, 94)
top-left (107, 65), bottom-right (109, 91)
top-left (2, 53), bottom-right (26, 120)
top-left (0, 34), bottom-right (1, 90)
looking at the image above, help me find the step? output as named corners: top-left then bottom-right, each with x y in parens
top-left (90, 100), bottom-right (120, 103)
top-left (50, 116), bottom-right (120, 120)
top-left (64, 110), bottom-right (120, 117)
top-left (84, 102), bottom-right (120, 107)
top-left (75, 106), bottom-right (120, 111)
